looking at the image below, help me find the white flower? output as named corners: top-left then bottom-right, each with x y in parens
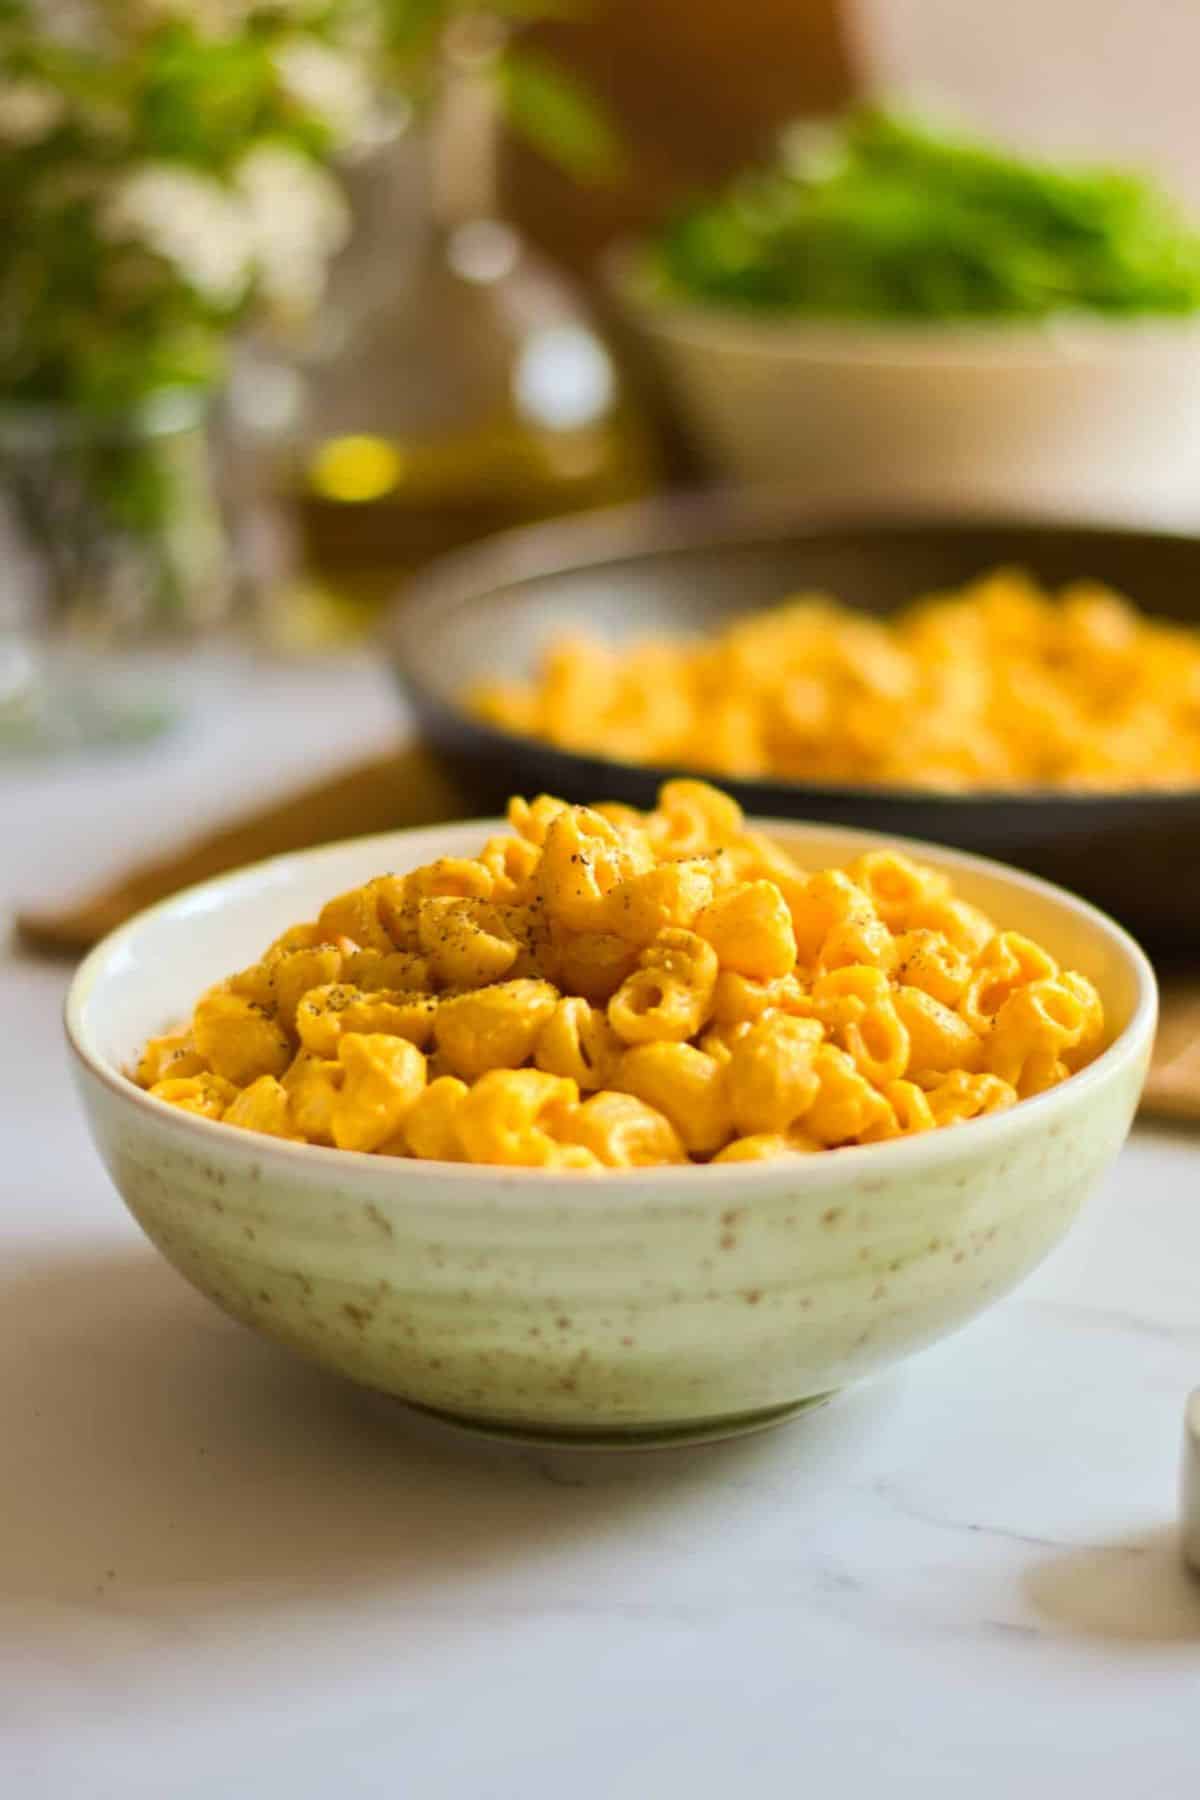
top-left (25, 1), bottom-right (98, 50)
top-left (102, 165), bottom-right (255, 309)
top-left (237, 143), bottom-right (349, 315)
top-left (0, 80), bottom-right (67, 146)
top-left (272, 36), bottom-right (374, 148)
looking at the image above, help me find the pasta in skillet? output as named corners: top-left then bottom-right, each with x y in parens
top-left (136, 781), bottom-right (1105, 1167)
top-left (471, 569), bottom-right (1200, 791)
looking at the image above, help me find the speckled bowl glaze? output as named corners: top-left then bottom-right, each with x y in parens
top-left (67, 820), bottom-right (1156, 1446)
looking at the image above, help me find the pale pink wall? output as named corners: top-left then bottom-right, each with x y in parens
top-left (853, 0), bottom-right (1200, 205)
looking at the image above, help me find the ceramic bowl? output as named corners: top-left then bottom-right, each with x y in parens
top-left (67, 819), bottom-right (1156, 1448)
top-left (612, 251), bottom-right (1200, 528)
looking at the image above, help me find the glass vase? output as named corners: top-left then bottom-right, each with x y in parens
top-left (0, 389), bottom-right (231, 753)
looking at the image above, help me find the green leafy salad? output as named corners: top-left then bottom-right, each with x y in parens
top-left (649, 108), bottom-right (1200, 321)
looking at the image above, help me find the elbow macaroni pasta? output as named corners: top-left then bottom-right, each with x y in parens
top-left (136, 781), bottom-right (1105, 1168)
top-left (470, 570), bottom-right (1200, 791)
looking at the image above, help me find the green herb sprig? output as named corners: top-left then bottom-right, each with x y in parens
top-left (651, 108), bottom-right (1200, 321)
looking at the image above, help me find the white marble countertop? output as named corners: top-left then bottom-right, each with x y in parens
top-left (4, 653), bottom-right (1199, 1800)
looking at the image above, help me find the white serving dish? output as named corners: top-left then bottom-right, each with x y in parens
top-left (67, 818), bottom-right (1156, 1447)
top-left (613, 254), bottom-right (1200, 528)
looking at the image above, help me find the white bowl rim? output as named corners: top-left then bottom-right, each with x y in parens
top-left (608, 242), bottom-right (1200, 369)
top-left (66, 813), bottom-right (1158, 1200)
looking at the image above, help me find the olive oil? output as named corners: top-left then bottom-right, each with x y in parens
top-left (252, 37), bottom-right (657, 648)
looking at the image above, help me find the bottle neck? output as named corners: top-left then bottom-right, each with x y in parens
top-left (428, 21), bottom-right (504, 228)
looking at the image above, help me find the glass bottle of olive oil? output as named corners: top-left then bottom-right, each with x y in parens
top-left (248, 35), bottom-right (657, 648)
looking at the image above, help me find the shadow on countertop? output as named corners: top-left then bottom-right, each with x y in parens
top-left (1024, 1528), bottom-right (1200, 1645)
top-left (0, 1245), bottom-right (896, 1615)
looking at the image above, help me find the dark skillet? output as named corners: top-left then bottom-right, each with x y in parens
top-left (385, 494), bottom-right (1200, 948)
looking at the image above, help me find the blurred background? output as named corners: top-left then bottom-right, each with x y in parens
top-left (508, 1), bottom-right (1200, 267)
top-left (9, 0), bottom-right (1200, 934)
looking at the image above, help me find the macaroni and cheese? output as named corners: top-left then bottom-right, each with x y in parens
top-left (136, 782), bottom-right (1105, 1168)
top-left (470, 570), bottom-right (1200, 791)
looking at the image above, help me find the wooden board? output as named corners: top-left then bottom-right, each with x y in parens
top-left (15, 746), bottom-right (1199, 1124)
top-left (502, 0), bottom-right (857, 280)
top-left (1141, 979), bottom-right (1200, 1122)
top-left (14, 747), bottom-right (466, 957)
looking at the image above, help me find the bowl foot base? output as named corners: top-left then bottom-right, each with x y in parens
top-left (401, 1390), bottom-right (838, 1451)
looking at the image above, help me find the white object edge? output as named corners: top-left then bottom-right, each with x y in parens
top-left (1184, 1391), bottom-right (1200, 1573)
